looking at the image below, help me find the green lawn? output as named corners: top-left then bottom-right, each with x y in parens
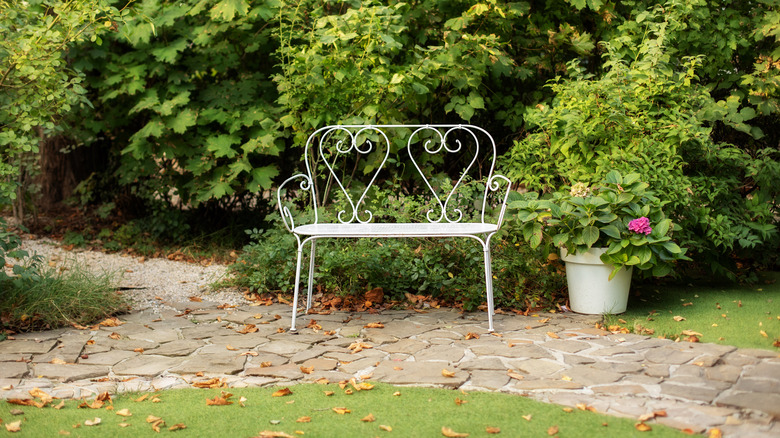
top-left (617, 272), bottom-right (780, 350)
top-left (1, 383), bottom-right (686, 437)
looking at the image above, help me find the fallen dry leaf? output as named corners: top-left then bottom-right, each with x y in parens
top-left (441, 369), bottom-right (456, 378)
top-left (146, 415), bottom-right (162, 423)
top-left (392, 391), bottom-right (401, 396)
top-left (84, 418), bottom-right (101, 426)
top-left (465, 332), bottom-right (480, 340)
top-left (108, 332), bottom-right (121, 340)
top-left (522, 414), bottom-right (532, 421)
top-left (255, 432), bottom-right (294, 438)
top-left (708, 428), bottom-right (723, 438)
top-left (189, 296), bottom-right (203, 302)
top-left (442, 426), bottom-right (469, 437)
top-left (562, 407), bottom-right (573, 413)
top-left (193, 378), bottom-right (224, 389)
top-left (51, 357), bottom-right (68, 365)
top-left (364, 322), bottom-right (384, 329)
top-left (324, 391), bottom-right (335, 396)
top-left (296, 416), bottom-right (311, 423)
top-left (226, 345), bottom-right (239, 351)
top-left (272, 388), bottom-right (293, 397)
top-left (260, 361), bottom-right (273, 368)
top-left (237, 324), bottom-right (259, 334)
top-left (760, 330), bottom-right (768, 338)
top-left (239, 396), bottom-right (247, 407)
top-left (133, 348), bottom-right (144, 353)
top-left (116, 408), bottom-right (132, 417)
top-left (681, 330), bottom-right (703, 337)
top-left (332, 407), bottom-right (351, 415)
top-left (547, 425), bottom-right (559, 435)
top-left (169, 423), bottom-right (187, 431)
top-left (300, 366), bottom-right (314, 374)
top-left (206, 396), bottom-right (233, 406)
top-left (150, 419), bottom-right (165, 433)
top-left (362, 413), bottom-right (376, 422)
top-left (507, 372), bottom-right (524, 381)
top-left (5, 421), bottom-right (21, 432)
top-left (673, 316), bottom-right (686, 322)
top-left (486, 426), bottom-right (501, 434)
top-left (635, 422), bottom-right (652, 432)
top-left (380, 425), bottom-right (392, 432)
top-left (118, 423), bottom-right (130, 428)
top-left (348, 342), bottom-right (373, 353)
top-left (54, 401), bottom-right (65, 410)
top-left (546, 331), bottom-right (560, 339)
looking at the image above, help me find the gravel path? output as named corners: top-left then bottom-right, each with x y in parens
top-left (16, 238), bottom-right (249, 311)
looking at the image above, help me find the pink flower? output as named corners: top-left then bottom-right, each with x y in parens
top-left (628, 217), bottom-right (652, 235)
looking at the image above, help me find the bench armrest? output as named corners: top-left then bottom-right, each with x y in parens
top-left (485, 174), bottom-right (512, 229)
top-left (277, 174), bottom-right (315, 233)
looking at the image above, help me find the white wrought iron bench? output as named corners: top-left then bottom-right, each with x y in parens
top-left (276, 125), bottom-right (512, 332)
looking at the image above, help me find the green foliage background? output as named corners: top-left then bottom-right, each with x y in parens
top-left (1, 0), bottom-right (778, 304)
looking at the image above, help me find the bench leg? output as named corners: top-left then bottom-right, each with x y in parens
top-left (290, 244), bottom-right (304, 332)
top-left (306, 240), bottom-right (316, 312)
top-left (483, 246), bottom-right (495, 332)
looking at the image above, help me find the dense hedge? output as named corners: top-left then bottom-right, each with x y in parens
top-left (1, 0), bottom-right (778, 297)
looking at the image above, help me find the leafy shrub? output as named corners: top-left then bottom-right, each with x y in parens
top-left (231, 194), bottom-right (566, 312)
top-left (502, 5), bottom-right (778, 277)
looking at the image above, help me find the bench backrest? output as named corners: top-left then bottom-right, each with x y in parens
top-left (289, 124), bottom-right (511, 226)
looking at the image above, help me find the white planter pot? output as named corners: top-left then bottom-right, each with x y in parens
top-left (560, 247), bottom-right (633, 314)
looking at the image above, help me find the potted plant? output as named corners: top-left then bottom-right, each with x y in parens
top-left (509, 170), bottom-right (689, 314)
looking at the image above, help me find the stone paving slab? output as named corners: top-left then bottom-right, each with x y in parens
top-left (0, 301), bottom-right (777, 437)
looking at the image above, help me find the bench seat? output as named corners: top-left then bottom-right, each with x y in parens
top-left (293, 222), bottom-right (498, 237)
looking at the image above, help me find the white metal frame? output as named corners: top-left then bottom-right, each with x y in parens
top-left (277, 125), bottom-right (512, 332)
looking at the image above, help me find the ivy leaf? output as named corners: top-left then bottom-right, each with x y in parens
top-left (206, 134), bottom-right (240, 158)
top-left (210, 0), bottom-right (250, 22)
top-left (169, 110), bottom-right (197, 134)
top-left (159, 91), bottom-right (191, 116)
top-left (247, 165), bottom-right (279, 192)
top-left (151, 38), bottom-right (189, 63)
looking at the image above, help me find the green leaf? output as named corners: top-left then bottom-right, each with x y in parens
top-left (604, 170), bottom-right (622, 185)
top-left (581, 225), bottom-right (599, 247)
top-left (169, 110), bottom-right (197, 134)
top-left (661, 241), bottom-right (682, 254)
top-left (248, 165), bottom-right (279, 192)
top-left (206, 135), bottom-right (240, 158)
top-left (552, 233), bottom-right (568, 247)
top-left (653, 219), bottom-right (671, 237)
top-left (600, 224), bottom-right (621, 239)
top-left (210, 0), bottom-right (250, 21)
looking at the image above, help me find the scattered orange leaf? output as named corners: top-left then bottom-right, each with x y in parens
top-left (455, 397), bottom-right (467, 405)
top-left (206, 396), bottom-right (233, 406)
top-left (441, 369), bottom-right (456, 378)
top-left (116, 408), bottom-right (132, 417)
top-left (362, 414), bottom-right (376, 422)
top-left (332, 407), bottom-right (351, 415)
top-left (708, 428), bottom-right (722, 438)
top-left (237, 324), bottom-right (259, 334)
top-left (300, 366), bottom-right (314, 374)
top-left (189, 296), bottom-right (203, 302)
top-left (255, 431), bottom-right (293, 438)
top-left (522, 414), bottom-right (532, 421)
top-left (635, 423), bottom-right (652, 432)
top-left (486, 426), bottom-right (501, 434)
top-left (5, 421), bottom-right (21, 432)
top-left (364, 322), bottom-right (384, 329)
top-left (192, 378), bottom-right (224, 389)
top-left (296, 417), bottom-right (311, 423)
top-left (442, 426), bottom-right (469, 437)
top-left (546, 332), bottom-right (560, 339)
top-left (169, 423), bottom-right (187, 431)
top-left (465, 332), bottom-right (480, 340)
top-left (108, 332), bottom-right (121, 340)
top-left (547, 425), bottom-right (559, 435)
top-left (272, 388), bottom-right (293, 397)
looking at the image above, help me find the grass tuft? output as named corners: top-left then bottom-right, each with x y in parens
top-left (0, 262), bottom-right (128, 333)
